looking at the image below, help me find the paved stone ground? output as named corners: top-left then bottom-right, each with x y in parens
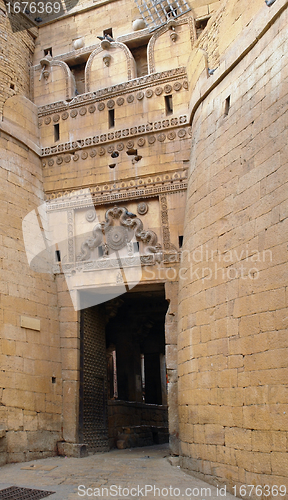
top-left (0, 445), bottom-right (236, 500)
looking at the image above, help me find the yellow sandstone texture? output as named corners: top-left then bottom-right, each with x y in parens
top-left (178, 0), bottom-right (288, 494)
top-left (0, 0), bottom-right (287, 495)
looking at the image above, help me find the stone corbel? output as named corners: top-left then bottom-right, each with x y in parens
top-left (39, 55), bottom-right (52, 81)
top-left (103, 51), bottom-right (112, 67)
top-left (168, 20), bottom-right (178, 42)
top-left (101, 39), bottom-right (111, 51)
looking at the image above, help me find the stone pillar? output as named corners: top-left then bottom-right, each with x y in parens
top-left (165, 281), bottom-right (179, 455)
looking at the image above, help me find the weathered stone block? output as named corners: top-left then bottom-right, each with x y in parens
top-left (57, 442), bottom-right (88, 458)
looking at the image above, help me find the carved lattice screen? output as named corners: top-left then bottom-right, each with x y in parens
top-left (135, 0), bottom-right (191, 30)
top-left (79, 305), bottom-right (109, 452)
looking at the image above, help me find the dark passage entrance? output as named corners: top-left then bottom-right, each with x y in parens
top-left (106, 286), bottom-right (169, 448)
top-left (79, 286), bottom-right (169, 451)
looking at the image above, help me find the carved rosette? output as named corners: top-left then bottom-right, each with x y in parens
top-left (107, 100), bottom-right (115, 109)
top-left (164, 84), bottom-right (172, 94)
top-left (137, 202), bottom-right (148, 215)
top-left (106, 226), bottom-right (129, 250)
top-left (86, 209), bottom-right (96, 222)
top-left (145, 89), bottom-right (153, 98)
top-left (117, 97), bottom-right (124, 106)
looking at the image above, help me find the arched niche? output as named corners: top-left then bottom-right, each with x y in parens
top-left (85, 42), bottom-right (137, 93)
top-left (31, 59), bottom-right (76, 106)
top-left (148, 17), bottom-right (196, 74)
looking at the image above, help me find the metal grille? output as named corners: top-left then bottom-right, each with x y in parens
top-left (135, 0), bottom-right (191, 30)
top-left (79, 306), bottom-right (109, 452)
top-left (0, 486), bottom-right (55, 499)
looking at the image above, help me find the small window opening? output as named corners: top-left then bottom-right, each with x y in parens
top-left (111, 151), bottom-right (119, 158)
top-left (109, 164), bottom-right (116, 169)
top-left (130, 44), bottom-right (148, 77)
top-left (103, 28), bottom-right (113, 38)
top-left (68, 62), bottom-right (86, 95)
top-left (133, 242), bottom-right (140, 253)
top-left (195, 17), bottom-right (210, 38)
top-left (44, 47), bottom-right (52, 57)
top-left (224, 95), bottom-right (231, 116)
top-left (165, 95), bottom-right (173, 115)
top-left (108, 109), bottom-right (115, 128)
top-left (52, 377), bottom-right (56, 384)
top-left (178, 236), bottom-right (183, 248)
top-left (165, 4), bottom-right (177, 18)
top-left (126, 148), bottom-right (137, 156)
top-left (55, 250), bottom-right (61, 262)
top-left (132, 154), bottom-right (142, 163)
top-left (54, 123), bottom-right (60, 142)
top-left (10, 83), bottom-right (15, 90)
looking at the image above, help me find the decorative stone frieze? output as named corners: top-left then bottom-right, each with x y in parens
top-left (45, 168), bottom-right (188, 206)
top-left (40, 117), bottom-right (189, 156)
top-left (37, 67), bottom-right (188, 117)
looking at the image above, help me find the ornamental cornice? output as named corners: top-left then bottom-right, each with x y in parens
top-left (37, 67), bottom-right (188, 117)
top-left (40, 119), bottom-right (191, 157)
top-left (44, 168), bottom-right (188, 208)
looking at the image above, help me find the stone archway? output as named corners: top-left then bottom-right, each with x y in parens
top-left (78, 284), bottom-right (173, 451)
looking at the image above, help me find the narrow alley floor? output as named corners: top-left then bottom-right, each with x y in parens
top-left (0, 444), bottom-right (237, 500)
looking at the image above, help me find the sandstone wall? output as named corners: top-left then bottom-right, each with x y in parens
top-left (0, 97), bottom-right (61, 464)
top-left (0, 0), bottom-right (36, 117)
top-left (190, 0), bottom-right (221, 19)
top-left (178, 0), bottom-right (288, 495)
